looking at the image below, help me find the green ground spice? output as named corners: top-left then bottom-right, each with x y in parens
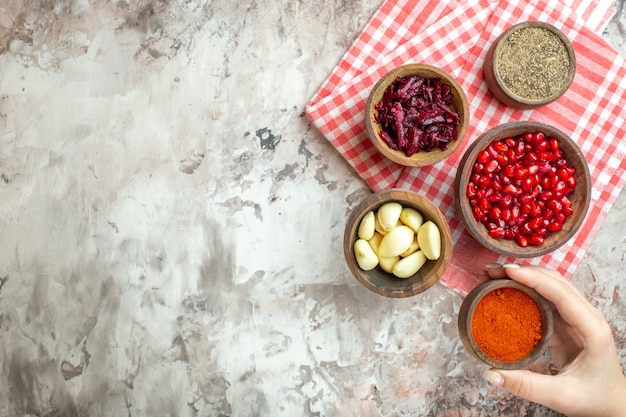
top-left (496, 26), bottom-right (570, 100)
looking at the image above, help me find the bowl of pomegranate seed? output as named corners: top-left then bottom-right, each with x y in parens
top-left (344, 189), bottom-right (453, 297)
top-left (454, 121), bottom-right (591, 258)
top-left (365, 64), bottom-right (470, 167)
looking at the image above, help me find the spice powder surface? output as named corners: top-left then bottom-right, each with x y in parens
top-left (471, 287), bottom-right (543, 362)
top-left (496, 26), bottom-right (570, 101)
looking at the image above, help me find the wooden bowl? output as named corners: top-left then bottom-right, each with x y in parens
top-left (365, 64), bottom-right (470, 166)
top-left (343, 189), bottom-right (452, 298)
top-left (454, 121), bottom-right (591, 258)
top-left (458, 279), bottom-right (554, 369)
top-left (484, 21), bottom-right (576, 109)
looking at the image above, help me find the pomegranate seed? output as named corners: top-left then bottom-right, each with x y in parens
top-left (557, 168), bottom-right (570, 181)
top-left (466, 182), bottom-right (477, 198)
top-left (567, 176), bottom-right (577, 188)
top-left (520, 222), bottom-right (533, 236)
top-left (516, 235), bottom-right (529, 247)
top-left (489, 193), bottom-right (502, 203)
top-left (562, 205), bottom-right (574, 216)
top-left (489, 228), bottom-right (505, 239)
top-left (538, 191), bottom-right (553, 201)
top-left (529, 217), bottom-right (543, 230)
top-left (501, 208), bottom-right (512, 222)
top-left (514, 167), bottom-right (528, 179)
top-left (477, 150), bottom-right (490, 164)
top-left (547, 222), bottom-right (563, 232)
top-left (479, 197), bottom-right (490, 211)
top-left (521, 177), bottom-right (535, 192)
top-left (472, 206), bottom-right (484, 221)
top-left (507, 149), bottom-right (517, 161)
top-left (549, 138), bottom-right (560, 152)
top-left (503, 164), bottom-right (515, 178)
top-left (529, 234), bottom-right (545, 246)
top-left (501, 194), bottom-right (513, 207)
top-left (529, 202), bottom-right (541, 217)
top-left (485, 160), bottom-right (499, 173)
top-left (478, 176), bottom-right (492, 188)
top-left (493, 141), bottom-right (508, 152)
top-left (505, 137), bottom-right (516, 148)
top-left (561, 196), bottom-right (572, 206)
top-left (538, 151), bottom-right (554, 161)
top-left (555, 181), bottom-right (567, 192)
top-left (489, 206), bottom-right (502, 219)
top-left (503, 184), bottom-right (518, 195)
top-left (536, 139), bottom-right (549, 152)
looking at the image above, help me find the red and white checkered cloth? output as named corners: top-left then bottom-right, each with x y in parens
top-left (306, 0), bottom-right (626, 295)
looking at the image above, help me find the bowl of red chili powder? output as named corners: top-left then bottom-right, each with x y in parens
top-left (365, 64), bottom-right (470, 167)
top-left (458, 279), bottom-right (554, 369)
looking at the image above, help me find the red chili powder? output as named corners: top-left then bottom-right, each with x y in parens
top-left (471, 287), bottom-right (543, 362)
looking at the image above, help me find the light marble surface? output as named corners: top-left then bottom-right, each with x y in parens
top-left (0, 1), bottom-right (624, 416)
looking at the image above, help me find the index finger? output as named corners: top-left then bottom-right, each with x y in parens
top-left (503, 265), bottom-right (604, 345)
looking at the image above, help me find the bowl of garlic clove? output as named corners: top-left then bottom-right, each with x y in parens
top-left (343, 188), bottom-right (452, 297)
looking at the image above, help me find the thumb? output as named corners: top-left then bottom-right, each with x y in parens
top-left (483, 369), bottom-right (564, 410)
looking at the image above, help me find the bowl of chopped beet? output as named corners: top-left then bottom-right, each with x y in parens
top-left (484, 21), bottom-right (576, 109)
top-left (454, 121), bottom-right (591, 258)
top-left (365, 64), bottom-right (470, 167)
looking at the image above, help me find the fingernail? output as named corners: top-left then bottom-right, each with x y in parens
top-left (485, 263), bottom-right (502, 269)
top-left (503, 263), bottom-right (520, 269)
top-left (483, 369), bottom-right (504, 386)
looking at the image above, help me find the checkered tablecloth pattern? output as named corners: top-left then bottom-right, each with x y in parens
top-left (306, 0), bottom-right (626, 295)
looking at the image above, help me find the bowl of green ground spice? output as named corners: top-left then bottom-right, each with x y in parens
top-left (484, 22), bottom-right (576, 109)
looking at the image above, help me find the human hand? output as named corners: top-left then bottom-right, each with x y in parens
top-left (480, 264), bottom-right (626, 417)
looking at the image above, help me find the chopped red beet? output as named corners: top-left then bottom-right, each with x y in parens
top-left (374, 74), bottom-right (460, 156)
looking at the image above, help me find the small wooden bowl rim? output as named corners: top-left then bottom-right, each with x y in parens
top-left (365, 64), bottom-right (470, 167)
top-left (343, 189), bottom-right (453, 298)
top-left (458, 279), bottom-right (554, 369)
top-left (490, 21), bottom-right (576, 107)
top-left (454, 121), bottom-right (591, 258)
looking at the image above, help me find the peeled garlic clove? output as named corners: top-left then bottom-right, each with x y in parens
top-left (400, 207), bottom-right (424, 232)
top-left (400, 236), bottom-right (420, 257)
top-left (377, 202), bottom-right (402, 232)
top-left (417, 221), bottom-right (441, 260)
top-left (378, 255), bottom-right (399, 273)
top-left (378, 225), bottom-right (414, 258)
top-left (354, 239), bottom-right (379, 271)
top-left (392, 250), bottom-right (427, 278)
top-left (358, 211), bottom-right (375, 240)
top-left (375, 218), bottom-right (386, 235)
top-left (368, 232), bottom-right (384, 255)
